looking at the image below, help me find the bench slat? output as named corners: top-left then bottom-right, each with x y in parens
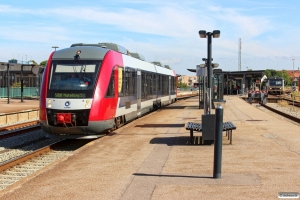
top-left (186, 121), bottom-right (236, 131)
top-left (186, 121), bottom-right (236, 145)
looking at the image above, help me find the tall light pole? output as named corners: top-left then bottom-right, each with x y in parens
top-left (292, 59), bottom-right (295, 80)
top-left (20, 64), bottom-right (36, 102)
top-left (199, 30), bottom-right (220, 114)
top-left (1, 63), bottom-right (14, 104)
top-left (52, 46), bottom-right (59, 51)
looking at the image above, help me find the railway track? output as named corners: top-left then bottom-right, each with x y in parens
top-left (0, 121), bottom-right (41, 140)
top-left (259, 103), bottom-right (300, 124)
top-left (0, 120), bottom-right (40, 132)
top-left (0, 139), bottom-right (93, 191)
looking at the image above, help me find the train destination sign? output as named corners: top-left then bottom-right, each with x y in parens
top-left (54, 93), bottom-right (86, 98)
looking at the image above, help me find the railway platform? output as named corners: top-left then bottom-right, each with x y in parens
top-left (0, 95), bottom-right (300, 199)
top-left (0, 98), bottom-right (39, 127)
top-left (0, 98), bottom-right (39, 114)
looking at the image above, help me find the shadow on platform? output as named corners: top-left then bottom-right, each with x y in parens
top-left (150, 136), bottom-right (213, 146)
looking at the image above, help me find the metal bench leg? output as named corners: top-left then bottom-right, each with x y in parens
top-left (190, 130), bottom-right (193, 144)
top-left (230, 130), bottom-right (232, 144)
top-left (228, 131), bottom-right (230, 140)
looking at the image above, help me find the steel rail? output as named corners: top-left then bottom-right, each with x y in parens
top-left (260, 103), bottom-right (300, 124)
top-left (0, 122), bottom-right (41, 140)
top-left (0, 144), bottom-right (54, 172)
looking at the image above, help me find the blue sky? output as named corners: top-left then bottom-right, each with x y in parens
top-left (0, 0), bottom-right (299, 75)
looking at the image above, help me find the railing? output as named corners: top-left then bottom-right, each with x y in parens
top-left (0, 87), bottom-right (39, 98)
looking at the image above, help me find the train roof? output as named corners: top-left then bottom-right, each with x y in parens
top-left (70, 42), bottom-right (129, 55)
top-left (52, 46), bottom-right (109, 60)
top-left (70, 43), bottom-right (148, 62)
top-left (151, 62), bottom-right (172, 69)
top-left (130, 53), bottom-right (145, 61)
top-left (151, 61), bottom-right (162, 67)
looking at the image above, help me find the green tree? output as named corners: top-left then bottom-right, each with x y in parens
top-left (264, 69), bottom-right (292, 86)
top-left (40, 60), bottom-right (47, 66)
top-left (279, 70), bottom-right (292, 86)
top-left (29, 60), bottom-right (38, 65)
top-left (12, 82), bottom-right (26, 88)
top-left (264, 69), bottom-right (278, 78)
top-left (177, 81), bottom-right (188, 88)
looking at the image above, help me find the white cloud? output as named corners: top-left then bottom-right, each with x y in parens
top-left (0, 25), bottom-right (69, 43)
top-left (160, 58), bottom-right (181, 64)
top-left (0, 1), bottom-right (299, 72)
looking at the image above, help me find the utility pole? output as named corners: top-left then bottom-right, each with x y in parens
top-left (238, 38), bottom-right (241, 71)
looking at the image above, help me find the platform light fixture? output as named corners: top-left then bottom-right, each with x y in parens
top-left (213, 99), bottom-right (226, 109)
top-left (198, 30), bottom-right (220, 115)
top-left (212, 30), bottom-right (221, 38)
top-left (212, 63), bottom-right (219, 68)
top-left (199, 30), bottom-right (207, 38)
top-left (52, 46), bottom-right (59, 51)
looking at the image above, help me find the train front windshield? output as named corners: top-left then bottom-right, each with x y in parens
top-left (269, 80), bottom-right (282, 86)
top-left (47, 61), bottom-right (101, 98)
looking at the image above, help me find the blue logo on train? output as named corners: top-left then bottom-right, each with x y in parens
top-left (65, 101), bottom-right (71, 107)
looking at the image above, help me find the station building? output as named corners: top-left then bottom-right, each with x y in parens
top-left (0, 59), bottom-right (42, 88)
top-left (0, 59), bottom-right (43, 98)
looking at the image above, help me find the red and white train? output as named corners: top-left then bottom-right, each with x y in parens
top-left (39, 43), bottom-right (177, 138)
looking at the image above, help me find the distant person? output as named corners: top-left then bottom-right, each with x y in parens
top-left (68, 73), bottom-right (79, 81)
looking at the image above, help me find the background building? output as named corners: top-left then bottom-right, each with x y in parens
top-left (178, 75), bottom-right (198, 87)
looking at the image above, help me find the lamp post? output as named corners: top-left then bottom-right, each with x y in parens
top-left (1, 63), bottom-right (14, 104)
top-left (213, 99), bottom-right (226, 178)
top-left (20, 64), bottom-right (36, 102)
top-left (199, 58), bottom-right (219, 114)
top-left (199, 30), bottom-right (220, 114)
top-left (292, 59), bottom-right (295, 85)
top-left (52, 46), bottom-right (59, 51)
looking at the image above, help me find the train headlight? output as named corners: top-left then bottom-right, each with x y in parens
top-left (269, 87), bottom-right (272, 90)
top-left (85, 100), bottom-right (91, 108)
top-left (47, 99), bottom-right (52, 108)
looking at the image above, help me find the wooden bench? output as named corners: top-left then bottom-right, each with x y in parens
top-left (185, 121), bottom-right (236, 144)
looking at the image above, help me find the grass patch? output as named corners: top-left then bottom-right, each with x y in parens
top-left (278, 100), bottom-right (289, 107)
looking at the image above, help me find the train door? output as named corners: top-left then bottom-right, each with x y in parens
top-left (169, 76), bottom-right (171, 103)
top-left (137, 70), bottom-right (141, 116)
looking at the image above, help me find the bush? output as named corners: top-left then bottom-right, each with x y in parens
top-left (11, 82), bottom-right (26, 88)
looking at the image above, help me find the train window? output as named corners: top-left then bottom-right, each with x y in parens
top-left (162, 75), bottom-right (169, 96)
top-left (118, 67), bottom-right (124, 97)
top-left (131, 69), bottom-right (135, 95)
top-left (125, 68), bottom-right (131, 96)
top-left (153, 74), bottom-right (156, 94)
top-left (163, 75), bottom-right (165, 95)
top-left (171, 76), bottom-right (175, 93)
top-left (47, 61), bottom-right (101, 98)
top-left (105, 69), bottom-right (115, 97)
top-left (158, 75), bottom-right (161, 92)
top-left (146, 73), bottom-right (151, 99)
top-left (141, 71), bottom-right (145, 99)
